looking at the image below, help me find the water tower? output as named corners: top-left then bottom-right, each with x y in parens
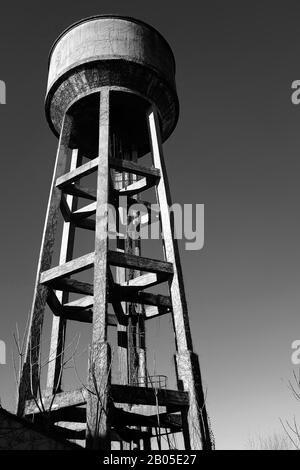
top-left (17, 15), bottom-right (213, 450)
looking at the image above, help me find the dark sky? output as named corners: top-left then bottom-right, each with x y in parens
top-left (1, 0), bottom-right (300, 449)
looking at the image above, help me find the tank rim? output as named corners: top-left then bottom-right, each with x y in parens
top-left (45, 84), bottom-right (179, 144)
top-left (47, 14), bottom-right (176, 73)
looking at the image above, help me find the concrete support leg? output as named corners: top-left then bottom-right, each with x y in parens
top-left (86, 341), bottom-right (111, 449)
top-left (175, 351), bottom-right (211, 450)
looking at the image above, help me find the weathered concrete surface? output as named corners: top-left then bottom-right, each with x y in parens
top-left (47, 16), bottom-right (176, 92)
top-left (45, 16), bottom-right (179, 142)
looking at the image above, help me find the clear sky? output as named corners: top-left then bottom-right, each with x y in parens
top-left (1, 0), bottom-right (300, 450)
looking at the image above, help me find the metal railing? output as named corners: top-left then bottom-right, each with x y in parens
top-left (135, 374), bottom-right (168, 389)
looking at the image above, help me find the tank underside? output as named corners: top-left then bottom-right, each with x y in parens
top-left (45, 60), bottom-right (179, 143)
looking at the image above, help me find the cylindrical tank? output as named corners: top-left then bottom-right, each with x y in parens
top-left (45, 15), bottom-right (179, 145)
